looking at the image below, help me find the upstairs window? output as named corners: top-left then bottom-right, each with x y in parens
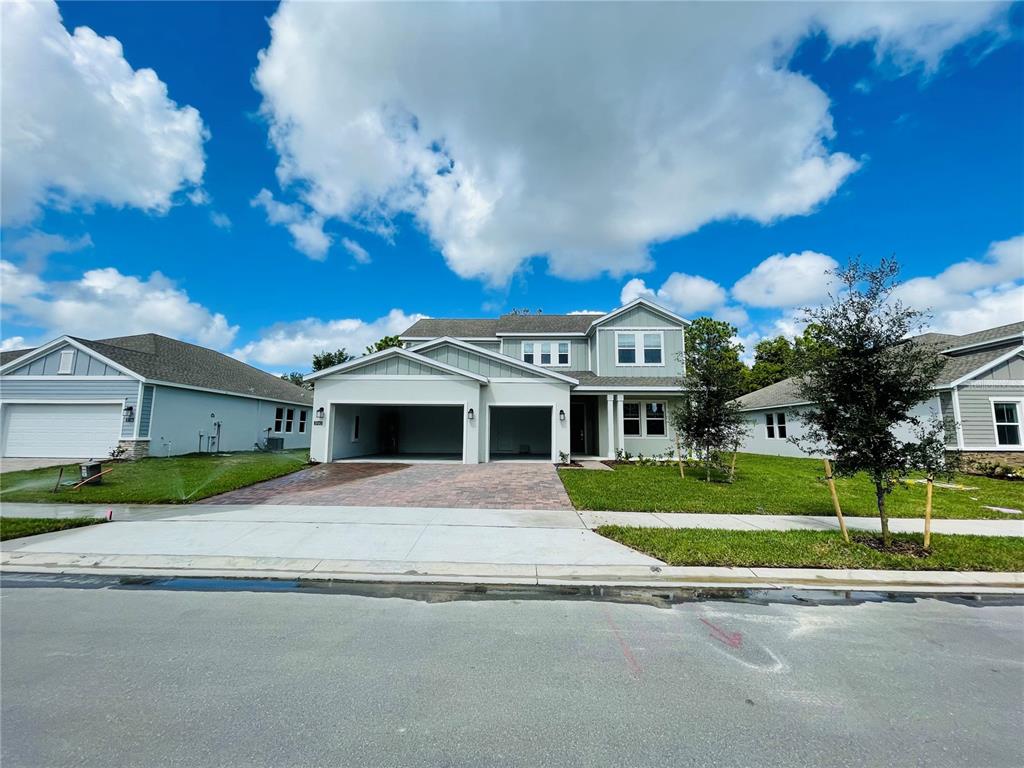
top-left (616, 333), bottom-right (636, 364)
top-left (994, 402), bottom-right (1021, 446)
top-left (765, 412), bottom-right (787, 439)
top-left (540, 342), bottom-right (552, 365)
top-left (557, 342), bottom-right (570, 366)
top-left (643, 333), bottom-right (663, 365)
top-left (57, 350), bottom-right (75, 374)
top-left (523, 342), bottom-right (535, 364)
top-left (523, 341), bottom-right (570, 367)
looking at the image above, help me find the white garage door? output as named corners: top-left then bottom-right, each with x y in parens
top-left (1, 403), bottom-right (123, 458)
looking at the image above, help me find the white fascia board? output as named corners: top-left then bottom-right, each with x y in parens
top-left (305, 346), bottom-right (488, 383)
top-left (573, 385), bottom-right (683, 392)
top-left (493, 332), bottom-right (588, 337)
top-left (588, 298), bottom-right (689, 332)
top-left (736, 401), bottom-right (813, 412)
top-left (947, 345), bottom-right (1024, 388)
top-left (146, 380), bottom-right (312, 407)
top-left (413, 336), bottom-right (579, 384)
top-left (0, 336), bottom-right (144, 380)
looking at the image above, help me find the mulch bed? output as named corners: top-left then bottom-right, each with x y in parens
top-left (854, 533), bottom-right (929, 558)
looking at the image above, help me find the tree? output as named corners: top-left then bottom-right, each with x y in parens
top-left (670, 317), bottom-right (749, 482)
top-left (312, 348), bottom-right (351, 372)
top-left (279, 371), bottom-right (307, 388)
top-left (792, 258), bottom-right (949, 547)
top-left (364, 335), bottom-right (403, 355)
top-left (747, 335), bottom-right (797, 392)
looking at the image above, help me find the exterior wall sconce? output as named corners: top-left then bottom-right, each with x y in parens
top-left (559, 409), bottom-right (566, 422)
top-left (316, 407), bottom-right (325, 420)
top-left (467, 408), bottom-right (475, 421)
top-left (122, 404), bottom-right (135, 422)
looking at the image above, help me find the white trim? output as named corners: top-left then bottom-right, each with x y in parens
top-left (326, 399), bottom-right (470, 464)
top-left (521, 339), bottom-right (572, 368)
top-left (401, 336), bottom-right (499, 342)
top-left (494, 332), bottom-right (588, 337)
top-left (737, 400), bottom-right (812, 413)
top-left (305, 346), bottom-right (488, 383)
top-left (0, 375), bottom-right (135, 381)
top-left (961, 445), bottom-right (1024, 452)
top-left (412, 337), bottom-right (579, 384)
top-left (133, 381), bottom-right (144, 440)
top-left (335, 375), bottom-right (469, 381)
top-left (960, 379), bottom-right (1024, 387)
top-left (616, 394), bottom-right (625, 449)
top-left (589, 298), bottom-right (689, 331)
top-left (0, 399), bottom-right (126, 405)
top-left (0, 336), bottom-right (144, 380)
top-left (990, 396), bottom-right (1024, 447)
top-left (948, 345), bottom-right (1024, 387)
top-left (613, 330), bottom-right (665, 367)
top-left (145, 379), bottom-right (311, 407)
top-left (57, 349), bottom-right (75, 374)
top-left (574, 385), bottom-right (681, 393)
top-left (484, 403), bottom-right (557, 462)
top-left (605, 394), bottom-right (615, 458)
top-left (619, 398), bottom-right (670, 439)
top-left (951, 386), bottom-right (965, 449)
top-left (763, 411), bottom-right (789, 440)
top-left (941, 333), bottom-right (1024, 354)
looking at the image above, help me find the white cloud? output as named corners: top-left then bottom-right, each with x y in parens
top-left (209, 212), bottom-right (232, 230)
top-left (621, 273), bottom-right (742, 320)
top-left (232, 309), bottom-right (427, 369)
top-left (567, 310), bottom-right (606, 316)
top-left (342, 237), bottom-right (371, 265)
top-left (251, 188), bottom-right (330, 260)
top-left (1, 0), bottom-right (207, 225)
top-left (0, 260), bottom-right (237, 348)
top-left (894, 234), bottom-right (1024, 335)
top-left (732, 251), bottom-right (840, 308)
top-left (6, 231), bottom-right (93, 273)
top-left (252, 1), bottom-right (1005, 284)
top-left (0, 336), bottom-right (28, 352)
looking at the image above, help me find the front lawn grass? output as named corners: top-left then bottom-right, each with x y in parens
top-left (559, 453), bottom-right (1023, 519)
top-left (599, 526), bottom-right (1024, 572)
top-left (0, 450), bottom-right (310, 504)
top-left (0, 517), bottom-right (104, 541)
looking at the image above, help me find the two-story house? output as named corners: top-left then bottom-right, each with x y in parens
top-left (307, 298), bottom-right (687, 463)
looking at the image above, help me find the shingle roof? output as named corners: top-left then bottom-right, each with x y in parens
top-left (401, 313), bottom-right (602, 338)
top-left (734, 378), bottom-right (808, 411)
top-left (4, 334), bottom-right (311, 405)
top-left (400, 318), bottom-right (500, 338)
top-left (939, 321), bottom-right (1023, 350)
top-left (0, 348), bottom-right (32, 366)
top-left (935, 345), bottom-right (1020, 385)
top-left (569, 371), bottom-right (679, 387)
top-left (495, 314), bottom-right (599, 334)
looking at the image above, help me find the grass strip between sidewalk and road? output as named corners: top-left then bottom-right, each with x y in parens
top-left (1, 517), bottom-right (105, 542)
top-left (560, 453), bottom-right (1022, 519)
top-left (0, 450), bottom-right (310, 504)
top-left (598, 526), bottom-right (1024, 572)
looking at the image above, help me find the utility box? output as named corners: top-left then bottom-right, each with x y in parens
top-left (79, 462), bottom-right (103, 484)
top-left (266, 437), bottom-right (285, 451)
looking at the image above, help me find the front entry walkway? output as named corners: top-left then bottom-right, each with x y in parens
top-left (202, 462), bottom-right (573, 510)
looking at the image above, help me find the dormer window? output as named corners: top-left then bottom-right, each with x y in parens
top-left (57, 350), bottom-right (75, 374)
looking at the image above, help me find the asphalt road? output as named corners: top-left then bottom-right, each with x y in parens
top-left (2, 577), bottom-right (1022, 768)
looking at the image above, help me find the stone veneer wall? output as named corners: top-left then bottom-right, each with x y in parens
top-left (117, 440), bottom-right (150, 461)
top-left (957, 450), bottom-right (1024, 469)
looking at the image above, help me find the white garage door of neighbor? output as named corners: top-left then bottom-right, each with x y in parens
top-left (1, 403), bottom-right (123, 458)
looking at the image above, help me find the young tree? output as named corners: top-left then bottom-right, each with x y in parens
top-left (364, 335), bottom-right (403, 355)
top-left (312, 348), bottom-right (352, 372)
top-left (793, 258), bottom-right (949, 547)
top-left (671, 317), bottom-right (749, 482)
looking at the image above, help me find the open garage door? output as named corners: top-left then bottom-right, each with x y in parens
top-left (1, 403), bottom-right (122, 458)
top-left (488, 406), bottom-right (552, 461)
top-left (331, 404), bottom-right (464, 461)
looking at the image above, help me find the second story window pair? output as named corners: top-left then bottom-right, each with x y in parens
top-left (616, 332), bottom-right (663, 365)
top-left (523, 341), bottom-right (570, 367)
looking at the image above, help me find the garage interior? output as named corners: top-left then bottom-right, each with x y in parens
top-left (331, 404), bottom-right (464, 462)
top-left (488, 405), bottom-right (552, 461)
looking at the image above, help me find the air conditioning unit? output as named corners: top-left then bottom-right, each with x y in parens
top-left (266, 437), bottom-right (285, 451)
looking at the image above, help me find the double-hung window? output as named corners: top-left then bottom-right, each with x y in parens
top-left (765, 412), bottom-right (787, 439)
top-left (643, 333), bottom-right (663, 365)
top-left (274, 407), bottom-right (295, 433)
top-left (993, 402), bottom-right (1021, 446)
top-left (557, 342), bottom-right (570, 366)
top-left (623, 403), bottom-right (641, 435)
top-left (617, 332), bottom-right (663, 366)
top-left (645, 402), bottom-right (666, 435)
top-left (616, 333), bottom-right (636, 364)
top-left (523, 341), bottom-right (570, 367)
top-left (523, 342), bottom-right (535, 364)
top-left (274, 407), bottom-right (284, 433)
top-left (540, 342), bottom-right (552, 365)
top-left (298, 410), bottom-right (308, 433)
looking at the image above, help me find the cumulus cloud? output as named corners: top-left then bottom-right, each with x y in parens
top-left (0, 336), bottom-right (29, 353)
top-left (232, 309), bottom-right (427, 369)
top-left (0, 260), bottom-right (237, 348)
top-left (342, 238), bottom-right (371, 265)
top-left (732, 250), bottom-right (840, 308)
top-left (209, 212), bottom-right (232, 230)
top-left (251, 188), bottom-right (331, 260)
top-left (252, 1), bottom-right (1005, 284)
top-left (621, 273), bottom-right (747, 325)
top-left (1, 0), bottom-right (207, 225)
top-left (6, 231), bottom-right (93, 273)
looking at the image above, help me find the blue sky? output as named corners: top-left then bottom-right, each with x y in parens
top-left (2, 1), bottom-right (1022, 371)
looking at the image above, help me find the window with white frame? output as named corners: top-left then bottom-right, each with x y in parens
top-left (523, 342), bottom-right (535, 364)
top-left (645, 402), bottom-right (666, 435)
top-left (274, 407), bottom-right (284, 432)
top-left (616, 333), bottom-right (636, 364)
top-left (765, 412), bottom-right (787, 439)
top-left (623, 402), bottom-right (641, 435)
top-left (522, 340), bottom-right (570, 367)
top-left (57, 349), bottom-right (75, 374)
top-left (643, 333), bottom-right (663, 365)
top-left (298, 410), bottom-right (308, 433)
top-left (274, 407), bottom-right (296, 434)
top-left (557, 341), bottom-right (570, 366)
top-left (993, 401), bottom-right (1021, 446)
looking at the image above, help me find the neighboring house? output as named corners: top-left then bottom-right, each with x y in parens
top-left (734, 322), bottom-right (1024, 466)
top-left (0, 334), bottom-right (312, 460)
top-left (307, 298), bottom-right (687, 463)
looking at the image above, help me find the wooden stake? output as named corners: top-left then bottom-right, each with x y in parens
top-left (52, 466), bottom-right (64, 493)
top-left (70, 467), bottom-right (114, 490)
top-left (823, 458), bottom-right (850, 543)
top-left (923, 474), bottom-right (934, 550)
top-left (675, 434), bottom-right (684, 479)
top-left (729, 449), bottom-right (738, 482)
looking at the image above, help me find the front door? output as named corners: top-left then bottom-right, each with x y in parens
top-left (570, 401), bottom-right (586, 454)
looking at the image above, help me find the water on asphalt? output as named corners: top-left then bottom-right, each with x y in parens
top-left (2, 575), bottom-right (1022, 768)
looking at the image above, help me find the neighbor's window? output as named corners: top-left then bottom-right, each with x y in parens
top-left (274, 407), bottom-right (284, 432)
top-left (643, 333), bottom-right (663, 365)
top-left (617, 333), bottom-right (636, 365)
top-left (57, 349), bottom-right (75, 374)
top-left (285, 408), bottom-right (295, 433)
top-left (540, 342), bottom-right (552, 365)
top-left (523, 342), bottom-right (535, 364)
top-left (298, 410), bottom-right (308, 433)
top-left (557, 342), bottom-right (570, 366)
top-left (645, 402), bottom-right (666, 436)
top-left (993, 402), bottom-right (1021, 446)
top-left (623, 402), bottom-right (641, 435)
top-left (765, 412), bottom-right (787, 439)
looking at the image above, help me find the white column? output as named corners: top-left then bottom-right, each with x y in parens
top-left (605, 394), bottom-right (615, 459)
top-left (616, 394), bottom-right (626, 455)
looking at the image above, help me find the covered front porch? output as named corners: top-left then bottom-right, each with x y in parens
top-left (570, 393), bottom-right (680, 460)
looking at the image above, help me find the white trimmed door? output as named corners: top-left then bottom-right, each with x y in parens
top-left (1, 403), bottom-right (122, 458)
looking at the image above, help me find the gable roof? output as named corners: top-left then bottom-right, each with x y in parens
top-left (588, 298), bottom-right (688, 329)
top-left (304, 345), bottom-right (489, 382)
top-left (409, 337), bottom-right (580, 383)
top-left (734, 378), bottom-right (809, 411)
top-left (401, 318), bottom-right (500, 339)
top-left (939, 321), bottom-right (1024, 353)
top-left (1, 334), bottom-right (311, 405)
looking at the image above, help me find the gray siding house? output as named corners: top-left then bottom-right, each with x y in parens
top-left (308, 298), bottom-right (687, 463)
top-left (734, 322), bottom-right (1024, 465)
top-left (0, 334), bottom-right (312, 459)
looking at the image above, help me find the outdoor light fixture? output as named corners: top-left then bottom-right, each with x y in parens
top-left (316, 407), bottom-right (325, 420)
top-left (467, 408), bottom-right (475, 421)
top-left (122, 404), bottom-right (135, 422)
top-left (559, 409), bottom-right (566, 422)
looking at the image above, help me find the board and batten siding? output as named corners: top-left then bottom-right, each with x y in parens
top-left (345, 357), bottom-right (456, 377)
top-left (500, 338), bottom-right (589, 369)
top-left (972, 354), bottom-right (1024, 381)
top-left (596, 327), bottom-right (684, 378)
top-left (5, 344), bottom-right (123, 377)
top-left (138, 385), bottom-right (155, 438)
top-left (419, 345), bottom-right (541, 378)
top-left (957, 383), bottom-right (1024, 448)
top-left (0, 377), bottom-right (138, 438)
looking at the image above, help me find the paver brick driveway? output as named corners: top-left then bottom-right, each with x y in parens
top-left (202, 462), bottom-right (573, 510)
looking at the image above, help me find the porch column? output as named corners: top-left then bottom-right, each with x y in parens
top-left (605, 395), bottom-right (615, 459)
top-left (616, 394), bottom-right (625, 455)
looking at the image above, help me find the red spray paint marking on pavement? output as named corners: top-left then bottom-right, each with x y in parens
top-left (601, 604), bottom-right (642, 678)
top-left (106, 509), bottom-right (113, 521)
top-left (700, 617), bottom-right (743, 649)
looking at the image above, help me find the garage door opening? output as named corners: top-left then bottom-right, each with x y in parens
top-left (1, 402), bottom-right (122, 458)
top-left (331, 404), bottom-right (464, 462)
top-left (488, 405), bottom-right (552, 461)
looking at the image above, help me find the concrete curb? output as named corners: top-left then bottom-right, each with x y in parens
top-left (3, 551), bottom-right (1022, 594)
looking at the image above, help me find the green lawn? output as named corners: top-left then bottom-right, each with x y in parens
top-left (599, 526), bottom-right (1024, 572)
top-left (0, 517), bottom-right (104, 541)
top-left (559, 453), bottom-right (1023, 519)
top-left (0, 450), bottom-right (310, 504)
